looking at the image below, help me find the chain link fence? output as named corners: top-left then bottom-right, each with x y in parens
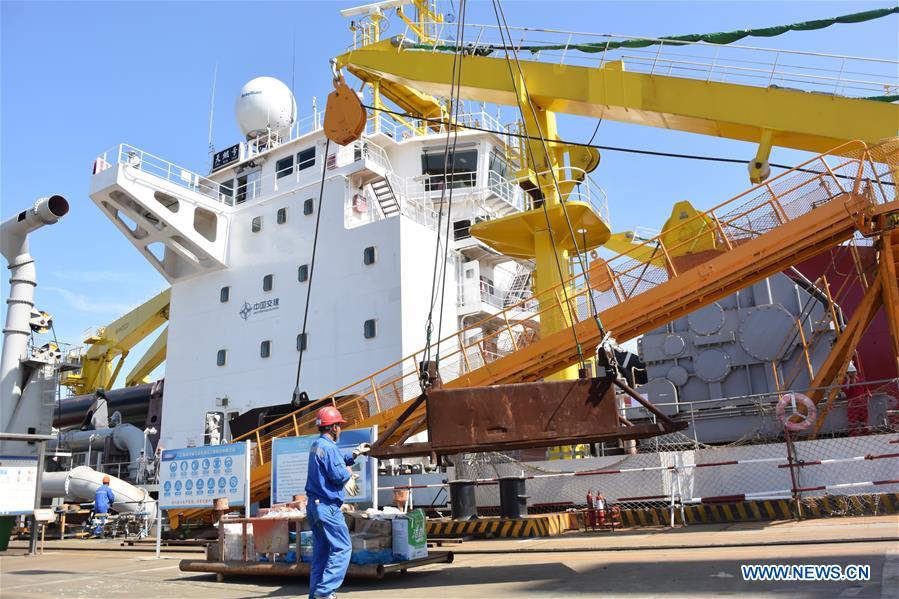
top-left (450, 382), bottom-right (898, 521)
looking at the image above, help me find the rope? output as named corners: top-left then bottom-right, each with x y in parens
top-left (434, 0), bottom-right (470, 374)
top-left (492, 0), bottom-right (602, 368)
top-left (495, 0), bottom-right (606, 339)
top-left (421, 0), bottom-right (468, 388)
top-left (293, 137), bottom-right (331, 403)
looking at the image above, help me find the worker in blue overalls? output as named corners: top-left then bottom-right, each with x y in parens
top-left (92, 475), bottom-right (115, 536)
top-left (305, 406), bottom-right (371, 599)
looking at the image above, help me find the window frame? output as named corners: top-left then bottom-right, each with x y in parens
top-left (276, 155), bottom-right (294, 179)
top-left (297, 147), bottom-right (316, 171)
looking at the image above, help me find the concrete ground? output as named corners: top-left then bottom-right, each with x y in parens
top-left (1, 515), bottom-right (897, 598)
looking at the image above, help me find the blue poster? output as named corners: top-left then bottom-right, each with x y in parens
top-left (271, 428), bottom-right (375, 505)
top-left (159, 442), bottom-right (248, 510)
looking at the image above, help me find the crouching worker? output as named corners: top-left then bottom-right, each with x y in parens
top-left (305, 406), bottom-right (371, 599)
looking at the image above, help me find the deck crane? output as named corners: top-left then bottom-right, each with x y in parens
top-left (169, 4), bottom-right (899, 525)
top-left (331, 5), bottom-right (897, 371)
top-left (60, 288), bottom-right (170, 395)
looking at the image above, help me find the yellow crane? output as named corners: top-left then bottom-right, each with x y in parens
top-left (60, 289), bottom-right (170, 395)
top-left (333, 8), bottom-right (897, 384)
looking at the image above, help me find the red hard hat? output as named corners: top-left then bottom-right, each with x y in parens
top-left (316, 406), bottom-right (347, 427)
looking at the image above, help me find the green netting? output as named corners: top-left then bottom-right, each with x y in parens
top-left (410, 6), bottom-right (899, 56)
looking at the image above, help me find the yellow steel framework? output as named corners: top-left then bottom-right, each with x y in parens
top-left (60, 288), bottom-right (170, 395)
top-left (335, 39), bottom-right (898, 159)
top-left (170, 139), bottom-right (899, 527)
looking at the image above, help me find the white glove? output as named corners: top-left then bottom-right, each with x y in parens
top-left (352, 443), bottom-right (372, 458)
top-left (344, 471), bottom-right (360, 497)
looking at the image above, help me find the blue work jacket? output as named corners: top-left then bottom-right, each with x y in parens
top-left (94, 484), bottom-right (115, 514)
top-left (305, 434), bottom-right (356, 505)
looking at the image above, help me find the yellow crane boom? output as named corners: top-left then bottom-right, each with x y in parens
top-left (60, 288), bottom-right (170, 395)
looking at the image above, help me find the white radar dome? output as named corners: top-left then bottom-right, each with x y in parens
top-left (234, 76), bottom-right (297, 139)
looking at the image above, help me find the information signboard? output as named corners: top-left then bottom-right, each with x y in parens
top-left (159, 442), bottom-right (249, 510)
top-left (0, 456), bottom-right (38, 515)
top-left (271, 428), bottom-right (375, 505)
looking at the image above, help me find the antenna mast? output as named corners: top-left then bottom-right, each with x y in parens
top-left (207, 63), bottom-right (218, 154)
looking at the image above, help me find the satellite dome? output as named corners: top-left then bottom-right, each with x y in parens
top-left (234, 76), bottom-right (297, 139)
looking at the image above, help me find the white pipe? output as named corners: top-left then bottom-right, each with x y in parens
top-left (0, 195), bottom-right (69, 439)
top-left (111, 423), bottom-right (153, 478)
top-left (51, 423), bottom-right (152, 478)
top-left (42, 465), bottom-right (156, 520)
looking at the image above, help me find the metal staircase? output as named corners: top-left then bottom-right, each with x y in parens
top-left (367, 176), bottom-right (401, 217)
top-left (170, 139), bottom-right (899, 527)
top-left (503, 264), bottom-right (532, 306)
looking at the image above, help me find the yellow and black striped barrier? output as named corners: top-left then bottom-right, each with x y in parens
top-left (427, 513), bottom-right (578, 539)
top-left (427, 493), bottom-right (899, 538)
top-left (616, 492), bottom-right (899, 527)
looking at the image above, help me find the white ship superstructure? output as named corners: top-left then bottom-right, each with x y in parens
top-left (88, 78), bottom-right (607, 450)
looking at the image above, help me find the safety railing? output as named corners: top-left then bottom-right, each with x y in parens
top-left (232, 138), bottom-right (897, 468)
top-left (95, 144), bottom-right (233, 205)
top-left (457, 282), bottom-right (533, 312)
top-left (397, 23), bottom-right (898, 99)
top-left (365, 109), bottom-right (520, 146)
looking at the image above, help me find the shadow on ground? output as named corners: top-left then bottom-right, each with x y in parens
top-left (172, 548), bottom-right (889, 598)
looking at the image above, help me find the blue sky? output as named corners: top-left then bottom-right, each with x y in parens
top-left (1, 1), bottom-right (896, 390)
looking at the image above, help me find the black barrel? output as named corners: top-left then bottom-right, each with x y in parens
top-left (448, 479), bottom-right (477, 520)
top-left (498, 476), bottom-right (528, 519)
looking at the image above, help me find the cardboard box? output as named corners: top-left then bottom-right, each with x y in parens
top-left (391, 510), bottom-right (427, 561)
top-left (356, 518), bottom-right (392, 536)
top-left (351, 532), bottom-right (391, 552)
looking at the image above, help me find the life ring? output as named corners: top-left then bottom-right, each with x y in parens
top-left (776, 392), bottom-right (817, 431)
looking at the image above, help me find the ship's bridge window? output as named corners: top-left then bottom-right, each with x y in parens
top-left (297, 147), bottom-right (315, 171)
top-left (260, 340), bottom-right (271, 358)
top-left (489, 149), bottom-right (510, 179)
top-left (422, 147), bottom-right (478, 191)
top-left (276, 155), bottom-right (294, 179)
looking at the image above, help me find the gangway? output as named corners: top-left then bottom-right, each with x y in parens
top-left (170, 138), bottom-right (899, 526)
